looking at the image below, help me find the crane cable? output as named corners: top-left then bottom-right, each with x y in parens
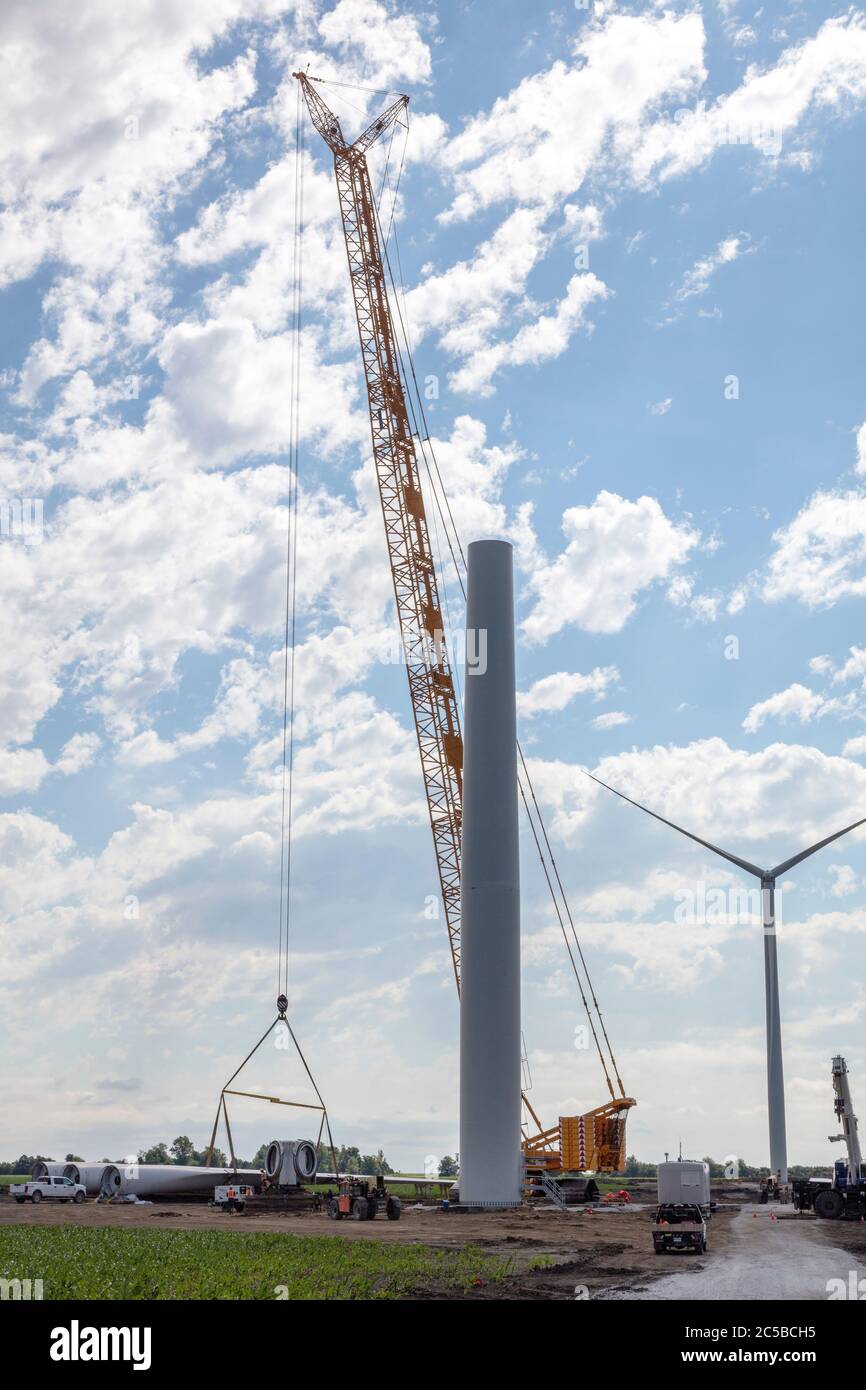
top-left (277, 81), bottom-right (305, 1002)
top-left (381, 115), bottom-right (408, 253)
top-left (517, 775), bottom-right (616, 1101)
top-left (369, 169), bottom-right (625, 1102)
top-left (377, 112), bottom-right (399, 211)
top-left (376, 117), bottom-right (465, 705)
top-left (517, 744), bottom-right (625, 1099)
top-left (272, 80), bottom-right (341, 1179)
top-left (203, 82), bottom-right (340, 1183)
top-left (309, 74), bottom-right (405, 98)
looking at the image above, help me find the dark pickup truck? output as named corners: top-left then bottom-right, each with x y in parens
top-left (652, 1202), bottom-right (708, 1254)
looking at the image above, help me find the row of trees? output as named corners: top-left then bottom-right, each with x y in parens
top-left (1, 1144), bottom-right (235, 1173)
top-left (0, 1153), bottom-right (83, 1175)
top-left (138, 1138), bottom-right (399, 1173)
top-left (137, 1139), bottom-right (454, 1175)
top-left (136, 1138), bottom-right (401, 1174)
top-left (7, 1148), bottom-right (830, 1181)
top-left (137, 1138), bottom-right (227, 1167)
top-left (314, 1143), bottom-right (395, 1175)
top-left (623, 1154), bottom-right (832, 1180)
top-left (701, 1157), bottom-right (836, 1181)
top-left (314, 1147), bottom-right (458, 1177)
top-left (2, 1140), bottom-right (398, 1175)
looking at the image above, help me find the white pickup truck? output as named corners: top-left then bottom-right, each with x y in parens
top-left (10, 1175), bottom-right (86, 1204)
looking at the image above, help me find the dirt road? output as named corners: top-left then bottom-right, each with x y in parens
top-left (608, 1205), bottom-right (866, 1301)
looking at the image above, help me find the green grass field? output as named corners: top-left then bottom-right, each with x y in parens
top-left (0, 1225), bottom-right (514, 1300)
top-left (0, 1176), bottom-right (27, 1187)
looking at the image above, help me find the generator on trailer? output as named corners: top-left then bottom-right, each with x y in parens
top-left (213, 1182), bottom-right (256, 1213)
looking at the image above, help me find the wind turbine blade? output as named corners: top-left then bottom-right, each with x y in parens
top-left (769, 815), bottom-right (866, 878)
top-left (584, 771), bottom-right (765, 879)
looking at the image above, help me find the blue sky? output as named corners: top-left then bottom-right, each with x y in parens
top-left (2, 0), bottom-right (866, 1173)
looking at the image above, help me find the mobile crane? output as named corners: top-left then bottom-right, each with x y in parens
top-left (793, 1055), bottom-right (866, 1219)
top-left (293, 72), bottom-right (634, 1175)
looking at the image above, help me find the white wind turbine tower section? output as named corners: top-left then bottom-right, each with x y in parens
top-left (459, 540), bottom-right (522, 1207)
top-left (586, 771), bottom-right (866, 1184)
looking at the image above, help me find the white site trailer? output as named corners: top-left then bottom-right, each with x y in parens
top-left (657, 1160), bottom-right (711, 1209)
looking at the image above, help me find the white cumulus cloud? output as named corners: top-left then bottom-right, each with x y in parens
top-left (742, 683), bottom-right (827, 734)
top-left (518, 666), bottom-right (619, 718)
top-left (763, 490), bottom-right (866, 607)
top-left (523, 491), bottom-right (699, 641)
top-left (591, 711), bottom-right (632, 731)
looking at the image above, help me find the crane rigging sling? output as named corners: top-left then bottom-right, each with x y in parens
top-left (205, 82), bottom-right (338, 1177)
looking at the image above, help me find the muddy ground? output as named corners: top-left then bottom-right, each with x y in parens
top-left (0, 1189), bottom-right (743, 1299)
top-left (6, 1183), bottom-right (858, 1300)
top-left (817, 1213), bottom-right (866, 1264)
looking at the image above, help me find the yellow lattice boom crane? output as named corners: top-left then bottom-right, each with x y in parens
top-left (295, 72), bottom-right (634, 1175)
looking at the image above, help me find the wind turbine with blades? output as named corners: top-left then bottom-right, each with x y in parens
top-left (585, 770), bottom-right (866, 1183)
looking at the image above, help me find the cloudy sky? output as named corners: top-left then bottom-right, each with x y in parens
top-left (2, 0), bottom-right (866, 1173)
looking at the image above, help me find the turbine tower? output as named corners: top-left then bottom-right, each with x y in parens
top-left (460, 540), bottom-right (522, 1206)
top-left (586, 771), bottom-right (866, 1183)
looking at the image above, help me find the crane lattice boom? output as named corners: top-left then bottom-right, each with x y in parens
top-left (295, 73), bottom-right (463, 989)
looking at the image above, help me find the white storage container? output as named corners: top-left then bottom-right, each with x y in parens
top-left (657, 1159), bottom-right (710, 1206)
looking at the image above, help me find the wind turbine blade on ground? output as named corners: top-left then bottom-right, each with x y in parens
top-left (583, 770), bottom-right (765, 879)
